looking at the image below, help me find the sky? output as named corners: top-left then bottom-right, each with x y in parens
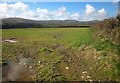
top-left (0, 0), bottom-right (119, 2)
top-left (0, 2), bottom-right (119, 21)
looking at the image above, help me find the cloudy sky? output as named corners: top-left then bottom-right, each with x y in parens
top-left (0, 2), bottom-right (118, 21)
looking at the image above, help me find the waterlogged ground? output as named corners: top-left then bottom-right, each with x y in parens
top-left (2, 28), bottom-right (119, 81)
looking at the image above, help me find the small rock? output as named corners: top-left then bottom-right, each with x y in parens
top-left (39, 61), bottom-right (42, 64)
top-left (89, 79), bottom-right (93, 82)
top-left (29, 66), bottom-right (33, 69)
top-left (90, 67), bottom-right (93, 69)
top-left (86, 75), bottom-right (90, 78)
top-left (25, 65), bottom-right (28, 67)
top-left (82, 71), bottom-right (87, 74)
top-left (97, 57), bottom-right (101, 60)
top-left (4, 39), bottom-right (18, 43)
top-left (81, 76), bottom-right (84, 78)
top-left (19, 62), bottom-right (21, 65)
top-left (65, 67), bottom-right (69, 69)
top-left (94, 56), bottom-right (97, 59)
top-left (23, 63), bottom-right (26, 66)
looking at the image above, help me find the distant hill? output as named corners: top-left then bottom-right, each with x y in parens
top-left (1, 18), bottom-right (99, 29)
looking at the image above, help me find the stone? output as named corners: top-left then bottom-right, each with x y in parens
top-left (29, 66), bottom-right (33, 69)
top-left (86, 75), bottom-right (90, 78)
top-left (19, 62), bottom-right (21, 65)
top-left (89, 79), bottom-right (93, 82)
top-left (82, 76), bottom-right (84, 78)
top-left (65, 67), bottom-right (69, 69)
top-left (82, 71), bottom-right (87, 74)
top-left (39, 61), bottom-right (42, 64)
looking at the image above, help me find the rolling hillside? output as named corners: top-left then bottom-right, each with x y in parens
top-left (1, 18), bottom-right (99, 29)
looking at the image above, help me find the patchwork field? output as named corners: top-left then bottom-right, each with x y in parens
top-left (2, 28), bottom-right (119, 81)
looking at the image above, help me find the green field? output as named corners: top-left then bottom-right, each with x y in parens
top-left (2, 28), bottom-right (93, 48)
top-left (2, 28), bottom-right (119, 81)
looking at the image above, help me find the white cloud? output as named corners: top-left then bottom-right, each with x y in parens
top-left (0, 2), bottom-right (30, 18)
top-left (51, 7), bottom-right (70, 20)
top-left (112, 0), bottom-right (120, 3)
top-left (0, 2), bottom-right (80, 20)
top-left (85, 4), bottom-right (95, 14)
top-left (37, 8), bottom-right (48, 15)
top-left (36, 8), bottom-right (50, 20)
top-left (36, 6), bottom-right (79, 20)
top-left (0, 2), bottom-right (108, 21)
top-left (84, 4), bottom-right (107, 21)
top-left (70, 13), bottom-right (80, 20)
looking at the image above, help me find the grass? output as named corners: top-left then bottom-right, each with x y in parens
top-left (2, 28), bottom-right (93, 61)
top-left (2, 28), bottom-right (119, 81)
top-left (2, 28), bottom-right (93, 48)
top-left (2, 28), bottom-right (93, 81)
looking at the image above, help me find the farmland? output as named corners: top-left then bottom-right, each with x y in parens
top-left (2, 27), bottom-right (119, 81)
top-left (2, 28), bottom-right (93, 48)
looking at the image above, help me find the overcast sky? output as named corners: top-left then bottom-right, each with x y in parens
top-left (0, 2), bottom-right (118, 21)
